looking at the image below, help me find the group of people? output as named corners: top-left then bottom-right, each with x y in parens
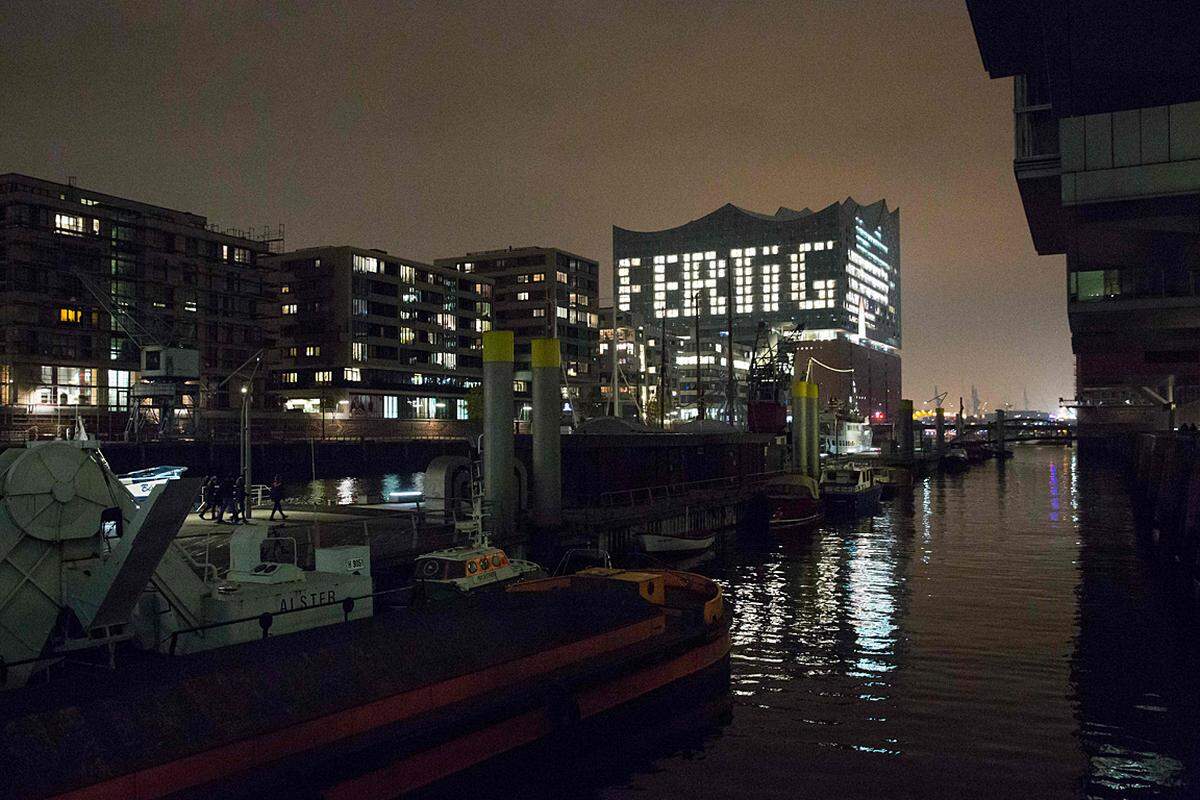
top-left (197, 475), bottom-right (289, 523)
top-left (197, 475), bottom-right (249, 524)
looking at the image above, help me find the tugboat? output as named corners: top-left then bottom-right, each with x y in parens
top-left (819, 463), bottom-right (882, 517)
top-left (764, 473), bottom-right (823, 533)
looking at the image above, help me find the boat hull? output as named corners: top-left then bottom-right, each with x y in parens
top-left (942, 455), bottom-right (970, 473)
top-left (769, 512), bottom-right (823, 535)
top-left (2, 573), bottom-right (729, 800)
top-left (822, 484), bottom-right (882, 517)
top-left (638, 533), bottom-right (716, 554)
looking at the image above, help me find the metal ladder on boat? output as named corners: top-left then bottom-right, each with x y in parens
top-left (455, 457), bottom-right (489, 546)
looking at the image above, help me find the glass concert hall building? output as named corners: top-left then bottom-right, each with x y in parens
top-left (613, 199), bottom-right (901, 420)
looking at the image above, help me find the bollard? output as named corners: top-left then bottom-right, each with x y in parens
top-left (483, 330), bottom-right (516, 537)
top-left (531, 338), bottom-right (563, 528)
top-left (898, 399), bottom-right (915, 461)
top-left (807, 382), bottom-right (820, 480)
top-left (791, 379), bottom-right (809, 476)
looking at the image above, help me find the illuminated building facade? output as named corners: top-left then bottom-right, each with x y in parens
top-left (267, 246), bottom-right (491, 420)
top-left (613, 199), bottom-right (901, 419)
top-left (0, 173), bottom-right (276, 427)
top-left (436, 247), bottom-right (600, 402)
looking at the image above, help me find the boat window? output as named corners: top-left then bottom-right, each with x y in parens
top-left (467, 561), bottom-right (477, 574)
top-left (418, 559), bottom-right (442, 579)
top-left (491, 555), bottom-right (502, 568)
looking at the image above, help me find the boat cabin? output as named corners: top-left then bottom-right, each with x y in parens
top-left (416, 549), bottom-right (511, 581)
top-left (820, 466), bottom-right (874, 491)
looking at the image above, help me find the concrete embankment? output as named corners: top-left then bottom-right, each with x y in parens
top-left (1131, 433), bottom-right (1200, 596)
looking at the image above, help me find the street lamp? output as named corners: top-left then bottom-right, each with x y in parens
top-left (240, 383), bottom-right (251, 519)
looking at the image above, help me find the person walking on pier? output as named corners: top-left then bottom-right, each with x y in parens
top-left (269, 476), bottom-right (287, 521)
top-left (233, 476), bottom-right (248, 525)
top-left (197, 476), bottom-right (216, 519)
top-left (213, 477), bottom-right (229, 524)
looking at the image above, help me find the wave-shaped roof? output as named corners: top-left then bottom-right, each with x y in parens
top-left (614, 199), bottom-right (897, 240)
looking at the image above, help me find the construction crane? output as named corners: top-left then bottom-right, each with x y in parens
top-left (62, 253), bottom-right (201, 440)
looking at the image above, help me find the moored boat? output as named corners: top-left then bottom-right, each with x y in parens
top-left (0, 442), bottom-right (732, 800)
top-left (874, 465), bottom-right (909, 498)
top-left (639, 530), bottom-right (717, 554)
top-left (764, 473), bottom-right (823, 533)
top-left (819, 463), bottom-right (882, 517)
top-left (118, 464), bottom-right (188, 500)
top-left (942, 448), bottom-right (970, 473)
top-left (412, 543), bottom-right (544, 601)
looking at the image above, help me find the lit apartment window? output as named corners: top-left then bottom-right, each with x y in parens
top-left (556, 306), bottom-right (568, 319)
top-left (344, 368), bottom-right (361, 382)
top-left (399, 327), bottom-right (415, 344)
top-left (352, 342), bottom-right (367, 361)
top-left (532, 273), bottom-right (544, 282)
top-left (222, 245), bottom-right (230, 261)
top-left (517, 292), bottom-right (529, 301)
top-left (353, 254), bottom-right (379, 273)
top-left (287, 346), bottom-right (298, 357)
top-left (54, 214), bottom-right (84, 236)
top-left (58, 308), bottom-right (82, 323)
top-left (281, 372), bottom-right (298, 384)
top-left (314, 371), bottom-right (332, 384)
top-left (281, 285), bottom-right (290, 294)
top-left (282, 304), bottom-right (297, 315)
top-left (233, 247), bottom-right (250, 264)
top-left (305, 345), bottom-right (320, 357)
top-left (533, 308), bottom-right (545, 317)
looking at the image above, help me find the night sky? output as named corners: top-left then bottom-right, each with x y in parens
top-left (0, 0), bottom-right (1072, 413)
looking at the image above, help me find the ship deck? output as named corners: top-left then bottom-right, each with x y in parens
top-left (1, 582), bottom-right (721, 800)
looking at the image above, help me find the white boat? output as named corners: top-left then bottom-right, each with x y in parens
top-left (412, 544), bottom-right (544, 600)
top-left (638, 531), bottom-right (717, 554)
top-left (118, 465), bottom-right (188, 500)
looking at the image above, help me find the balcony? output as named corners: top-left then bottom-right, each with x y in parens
top-left (1011, 75), bottom-right (1066, 254)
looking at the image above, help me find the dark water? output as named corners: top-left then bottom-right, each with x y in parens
top-left (490, 445), bottom-right (1198, 799)
top-left (315, 448), bottom-right (1200, 798)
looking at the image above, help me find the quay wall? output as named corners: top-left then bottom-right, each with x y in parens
top-left (1131, 433), bottom-right (1200, 597)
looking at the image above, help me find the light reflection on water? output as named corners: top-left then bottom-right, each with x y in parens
top-left (304, 450), bottom-right (1199, 799)
top-left (590, 447), bottom-right (1200, 800)
top-left (283, 472), bottom-right (424, 505)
